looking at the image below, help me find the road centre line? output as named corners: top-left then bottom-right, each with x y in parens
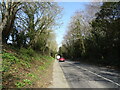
top-left (66, 61), bottom-right (120, 87)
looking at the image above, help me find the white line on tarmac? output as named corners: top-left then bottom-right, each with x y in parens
top-left (66, 61), bottom-right (120, 87)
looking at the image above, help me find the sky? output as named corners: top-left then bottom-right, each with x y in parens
top-left (5, 2), bottom-right (90, 45)
top-left (55, 2), bottom-right (89, 48)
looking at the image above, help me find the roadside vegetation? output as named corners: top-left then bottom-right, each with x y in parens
top-left (2, 45), bottom-right (54, 88)
top-left (59, 2), bottom-right (120, 68)
top-left (0, 2), bottom-right (62, 88)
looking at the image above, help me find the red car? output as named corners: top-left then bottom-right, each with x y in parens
top-left (59, 57), bottom-right (65, 62)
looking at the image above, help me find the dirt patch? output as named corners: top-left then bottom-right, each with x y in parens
top-left (35, 61), bottom-right (53, 88)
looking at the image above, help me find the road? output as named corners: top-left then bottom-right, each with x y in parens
top-left (59, 60), bottom-right (120, 88)
top-left (48, 60), bottom-right (70, 88)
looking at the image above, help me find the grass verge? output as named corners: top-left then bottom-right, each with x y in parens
top-left (2, 45), bottom-right (54, 88)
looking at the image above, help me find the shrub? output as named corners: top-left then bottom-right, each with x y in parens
top-left (19, 48), bottom-right (35, 57)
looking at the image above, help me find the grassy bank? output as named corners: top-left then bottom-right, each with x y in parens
top-left (2, 45), bottom-right (54, 88)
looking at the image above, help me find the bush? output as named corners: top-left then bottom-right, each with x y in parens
top-left (19, 48), bottom-right (35, 56)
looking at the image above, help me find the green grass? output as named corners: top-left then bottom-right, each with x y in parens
top-left (15, 82), bottom-right (25, 88)
top-left (2, 52), bottom-right (20, 72)
top-left (2, 47), bottom-right (55, 88)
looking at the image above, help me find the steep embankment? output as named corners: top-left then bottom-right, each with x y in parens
top-left (2, 45), bottom-right (54, 88)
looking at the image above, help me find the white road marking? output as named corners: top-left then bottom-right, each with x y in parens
top-left (100, 71), bottom-right (120, 77)
top-left (66, 61), bottom-right (120, 87)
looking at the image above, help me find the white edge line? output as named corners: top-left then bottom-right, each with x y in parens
top-left (67, 61), bottom-right (120, 87)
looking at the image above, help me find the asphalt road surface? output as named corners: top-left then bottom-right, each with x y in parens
top-left (59, 60), bottom-right (120, 88)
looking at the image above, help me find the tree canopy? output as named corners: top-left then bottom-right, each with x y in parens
top-left (0, 1), bottom-right (62, 55)
top-left (59, 2), bottom-right (120, 67)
